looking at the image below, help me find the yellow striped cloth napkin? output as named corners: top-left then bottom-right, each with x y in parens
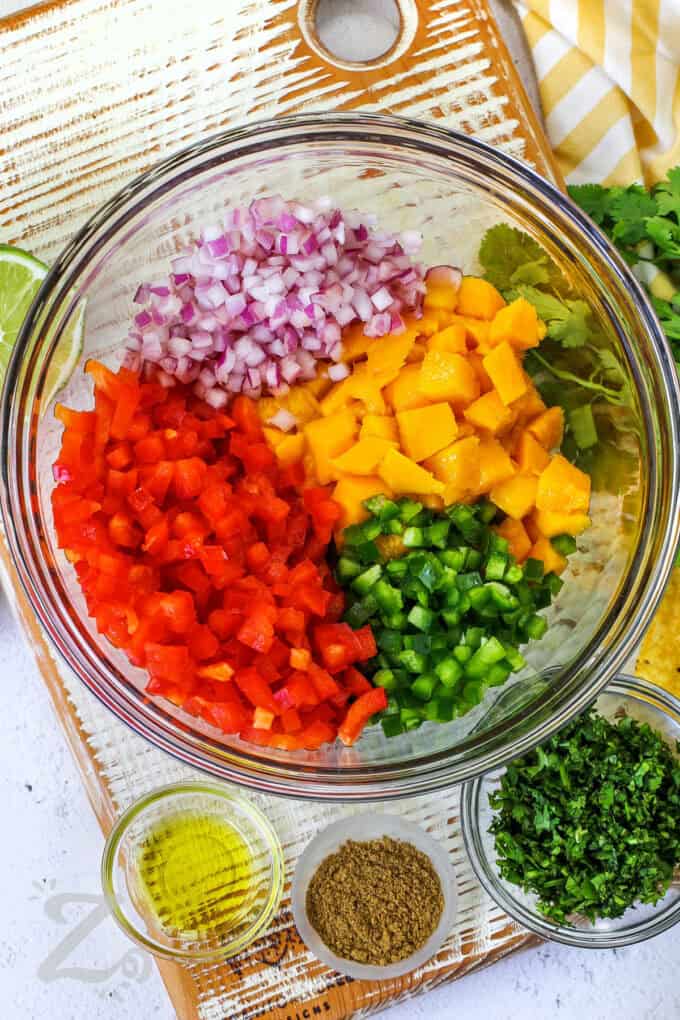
top-left (515, 0), bottom-right (680, 185)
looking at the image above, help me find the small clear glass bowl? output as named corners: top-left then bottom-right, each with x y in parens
top-left (461, 675), bottom-right (680, 948)
top-left (101, 782), bottom-right (284, 961)
top-left (291, 814), bottom-right (457, 979)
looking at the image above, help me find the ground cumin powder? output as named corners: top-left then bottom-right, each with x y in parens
top-left (305, 836), bottom-right (444, 966)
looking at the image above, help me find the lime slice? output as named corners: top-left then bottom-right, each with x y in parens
top-left (0, 244), bottom-right (48, 382)
top-left (0, 243), bottom-right (86, 402)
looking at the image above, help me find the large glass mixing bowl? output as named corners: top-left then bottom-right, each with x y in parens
top-left (2, 114), bottom-right (679, 799)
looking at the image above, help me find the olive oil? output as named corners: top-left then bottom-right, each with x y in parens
top-left (136, 811), bottom-right (255, 937)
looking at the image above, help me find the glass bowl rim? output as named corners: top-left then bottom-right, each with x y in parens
top-left (101, 781), bottom-right (285, 961)
top-left (3, 111), bottom-right (680, 800)
top-left (460, 673), bottom-right (680, 949)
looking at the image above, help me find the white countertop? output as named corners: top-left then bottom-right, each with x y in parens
top-left (1, 1), bottom-right (679, 1018)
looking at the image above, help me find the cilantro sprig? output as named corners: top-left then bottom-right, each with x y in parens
top-left (489, 709), bottom-right (680, 924)
top-left (570, 170), bottom-right (680, 366)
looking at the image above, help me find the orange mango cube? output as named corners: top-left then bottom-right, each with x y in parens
top-left (424, 435), bottom-right (481, 504)
top-left (536, 454), bottom-right (591, 513)
top-left (495, 517), bottom-right (532, 562)
top-left (378, 447), bottom-right (444, 496)
top-left (529, 535), bottom-right (568, 576)
top-left (396, 402), bottom-right (458, 462)
top-left (464, 389), bottom-right (515, 435)
top-left (456, 277), bottom-right (506, 320)
top-left (476, 437), bottom-right (516, 494)
top-left (490, 473), bottom-right (538, 520)
top-left (516, 430), bottom-right (551, 474)
top-left (427, 323), bottom-right (467, 354)
top-left (418, 350), bottom-right (480, 407)
top-left (384, 364), bottom-right (430, 412)
top-left (489, 297), bottom-right (546, 350)
top-left (483, 341), bottom-right (528, 406)
top-left (331, 436), bottom-right (397, 475)
top-left (531, 507), bottom-right (591, 537)
top-left (527, 406), bottom-right (564, 449)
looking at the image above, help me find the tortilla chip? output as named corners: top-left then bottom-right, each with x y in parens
top-left (635, 569), bottom-right (680, 698)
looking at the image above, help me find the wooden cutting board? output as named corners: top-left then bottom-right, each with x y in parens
top-left (0, 2), bottom-right (560, 1018)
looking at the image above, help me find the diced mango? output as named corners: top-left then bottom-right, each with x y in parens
top-left (524, 513), bottom-right (541, 543)
top-left (449, 314), bottom-right (491, 347)
top-left (341, 322), bottom-right (376, 362)
top-left (424, 282), bottom-right (459, 314)
top-left (457, 277), bottom-right (506, 320)
top-left (464, 389), bottom-right (514, 435)
top-left (285, 387), bottom-right (322, 423)
top-left (360, 414), bottom-right (399, 442)
top-left (332, 475), bottom-right (390, 529)
top-left (406, 341), bottom-right (427, 363)
top-left (379, 447), bottom-right (444, 496)
top-left (303, 371), bottom-right (332, 399)
top-left (365, 329), bottom-right (418, 378)
top-left (402, 313), bottom-right (439, 337)
top-left (420, 494), bottom-right (446, 510)
top-left (495, 517), bottom-right (532, 563)
top-left (427, 323), bottom-right (467, 354)
top-left (527, 406), bottom-right (564, 450)
top-left (418, 351), bottom-right (480, 407)
top-left (529, 535), bottom-right (568, 576)
top-left (384, 364), bottom-right (430, 412)
top-left (476, 437), bottom-right (516, 494)
top-left (424, 436), bottom-right (480, 504)
top-left (263, 426), bottom-right (285, 448)
top-left (512, 385), bottom-right (547, 424)
top-left (500, 424), bottom-right (524, 457)
top-left (489, 297), bottom-right (546, 350)
top-left (257, 397), bottom-right (280, 423)
top-left (456, 422), bottom-right (476, 439)
top-left (396, 403), bottom-right (458, 462)
top-left (483, 342), bottom-right (528, 406)
top-left (536, 454), bottom-right (591, 513)
top-left (331, 436), bottom-right (397, 475)
top-left (320, 363), bottom-right (387, 416)
top-left (530, 507), bottom-right (591, 537)
top-left (516, 430), bottom-right (551, 474)
top-left (468, 352), bottom-right (494, 393)
top-left (275, 432), bottom-right (306, 467)
top-left (303, 408), bottom-right (358, 484)
top-left (490, 473), bottom-right (538, 520)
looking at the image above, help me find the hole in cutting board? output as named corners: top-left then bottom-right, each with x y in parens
top-left (314, 0), bottom-right (401, 63)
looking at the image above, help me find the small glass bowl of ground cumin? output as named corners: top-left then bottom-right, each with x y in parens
top-left (291, 815), bottom-right (457, 979)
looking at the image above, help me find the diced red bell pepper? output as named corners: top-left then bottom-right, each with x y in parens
top-left (53, 363), bottom-right (382, 755)
top-left (234, 667), bottom-right (279, 714)
top-left (338, 688), bottom-right (388, 746)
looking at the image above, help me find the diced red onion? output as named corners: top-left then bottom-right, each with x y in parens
top-left (328, 362), bottom-right (350, 382)
top-left (125, 195), bottom-right (424, 399)
top-left (268, 408), bottom-right (297, 431)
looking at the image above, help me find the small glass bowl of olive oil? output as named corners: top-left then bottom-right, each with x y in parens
top-left (101, 783), bottom-right (284, 961)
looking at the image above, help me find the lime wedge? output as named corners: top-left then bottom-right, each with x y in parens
top-left (44, 295), bottom-right (86, 404)
top-left (0, 244), bottom-right (48, 382)
top-left (0, 244), bottom-right (86, 402)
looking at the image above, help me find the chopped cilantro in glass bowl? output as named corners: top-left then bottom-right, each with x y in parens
top-left (461, 674), bottom-right (680, 947)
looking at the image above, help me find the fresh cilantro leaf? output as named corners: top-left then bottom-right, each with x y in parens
top-left (509, 259), bottom-right (551, 286)
top-left (568, 183), bottom-right (610, 225)
top-left (549, 300), bottom-right (591, 348)
top-left (654, 166), bottom-right (680, 222)
top-left (478, 224), bottom-right (559, 292)
top-left (646, 215), bottom-right (680, 259)
top-left (607, 186), bottom-right (657, 246)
